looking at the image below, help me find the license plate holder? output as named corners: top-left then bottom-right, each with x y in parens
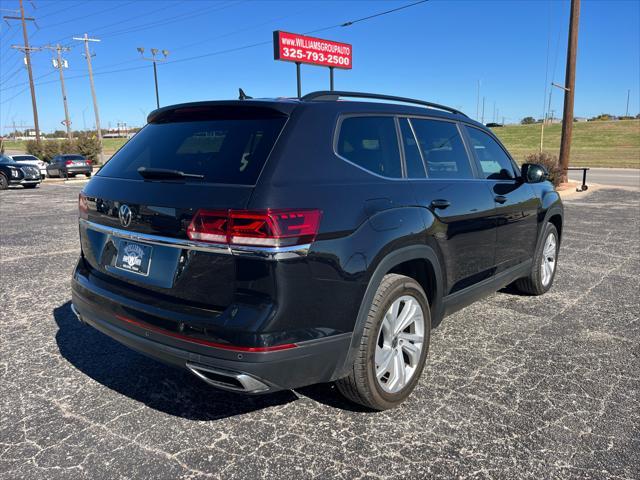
top-left (115, 240), bottom-right (152, 276)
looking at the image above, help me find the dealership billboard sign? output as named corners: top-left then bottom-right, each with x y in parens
top-left (273, 31), bottom-right (352, 69)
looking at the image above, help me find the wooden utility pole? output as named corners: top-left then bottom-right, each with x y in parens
top-left (45, 44), bottom-right (73, 140)
top-left (4, 0), bottom-right (41, 143)
top-left (558, 0), bottom-right (581, 183)
top-left (73, 33), bottom-right (104, 163)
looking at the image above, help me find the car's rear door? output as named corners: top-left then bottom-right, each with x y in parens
top-left (462, 125), bottom-right (540, 272)
top-left (402, 117), bottom-right (497, 295)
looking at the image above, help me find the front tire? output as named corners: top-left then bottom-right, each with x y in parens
top-left (336, 274), bottom-right (431, 410)
top-left (514, 223), bottom-right (559, 295)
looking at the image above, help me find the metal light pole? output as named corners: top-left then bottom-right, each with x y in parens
top-left (137, 47), bottom-right (169, 109)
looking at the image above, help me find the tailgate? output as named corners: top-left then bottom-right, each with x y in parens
top-left (80, 177), bottom-right (253, 309)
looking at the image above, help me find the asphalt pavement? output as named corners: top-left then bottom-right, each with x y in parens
top-left (1, 183), bottom-right (639, 479)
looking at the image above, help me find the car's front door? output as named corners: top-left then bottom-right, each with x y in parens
top-left (402, 117), bottom-right (497, 295)
top-left (463, 125), bottom-right (540, 273)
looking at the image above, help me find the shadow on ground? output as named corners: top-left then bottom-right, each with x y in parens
top-left (53, 301), bottom-right (302, 420)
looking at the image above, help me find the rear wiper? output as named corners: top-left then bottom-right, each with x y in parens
top-left (137, 167), bottom-right (204, 180)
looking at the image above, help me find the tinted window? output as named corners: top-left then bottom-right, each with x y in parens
top-left (411, 119), bottom-right (473, 179)
top-left (465, 126), bottom-right (515, 180)
top-left (98, 118), bottom-right (286, 185)
top-left (63, 155), bottom-right (86, 161)
top-left (337, 116), bottom-right (402, 178)
top-left (12, 155), bottom-right (37, 161)
top-left (399, 118), bottom-right (426, 178)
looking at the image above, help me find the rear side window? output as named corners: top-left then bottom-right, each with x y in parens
top-left (98, 118), bottom-right (286, 185)
top-left (399, 118), bottom-right (426, 178)
top-left (464, 126), bottom-right (515, 180)
top-left (411, 119), bottom-right (473, 179)
top-left (337, 116), bottom-right (402, 178)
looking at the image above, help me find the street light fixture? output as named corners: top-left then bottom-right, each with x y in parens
top-left (137, 46), bottom-right (169, 109)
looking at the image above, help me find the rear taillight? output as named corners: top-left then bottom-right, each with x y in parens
top-left (65, 160), bottom-right (74, 165)
top-left (187, 209), bottom-right (322, 248)
top-left (78, 193), bottom-right (89, 219)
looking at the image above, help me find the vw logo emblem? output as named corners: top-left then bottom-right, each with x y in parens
top-left (118, 204), bottom-right (132, 227)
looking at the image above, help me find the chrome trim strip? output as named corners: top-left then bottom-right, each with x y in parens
top-left (79, 219), bottom-right (311, 259)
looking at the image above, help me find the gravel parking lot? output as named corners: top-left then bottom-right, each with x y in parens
top-left (1, 183), bottom-right (638, 479)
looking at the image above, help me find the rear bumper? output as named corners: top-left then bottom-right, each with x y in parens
top-left (65, 167), bottom-right (92, 175)
top-left (71, 263), bottom-right (352, 393)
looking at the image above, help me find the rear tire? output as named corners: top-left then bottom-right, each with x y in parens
top-left (336, 274), bottom-right (431, 410)
top-left (0, 173), bottom-right (8, 190)
top-left (514, 223), bottom-right (559, 295)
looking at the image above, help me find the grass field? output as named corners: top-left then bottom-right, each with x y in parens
top-left (2, 120), bottom-right (639, 168)
top-left (491, 119), bottom-right (640, 168)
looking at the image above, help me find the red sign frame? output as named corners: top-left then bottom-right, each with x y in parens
top-left (273, 30), bottom-right (352, 70)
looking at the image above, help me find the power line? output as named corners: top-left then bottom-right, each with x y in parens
top-left (307, 0), bottom-right (431, 35)
top-left (2, 0), bottom-right (434, 99)
top-left (33, 1), bottom-right (137, 32)
top-left (97, 1), bottom-right (243, 40)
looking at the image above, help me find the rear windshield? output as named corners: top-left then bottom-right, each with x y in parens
top-left (98, 118), bottom-right (287, 185)
top-left (12, 156), bottom-right (37, 161)
top-left (63, 155), bottom-right (86, 160)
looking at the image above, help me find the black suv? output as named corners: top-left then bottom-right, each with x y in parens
top-left (71, 91), bottom-right (562, 410)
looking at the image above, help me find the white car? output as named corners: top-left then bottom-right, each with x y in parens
top-left (10, 154), bottom-right (47, 179)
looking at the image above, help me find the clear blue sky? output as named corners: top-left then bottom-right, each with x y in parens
top-left (1, 0), bottom-right (638, 134)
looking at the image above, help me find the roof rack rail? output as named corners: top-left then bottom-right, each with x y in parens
top-left (301, 90), bottom-right (467, 117)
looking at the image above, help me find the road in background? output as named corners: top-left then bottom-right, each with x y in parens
top-left (569, 167), bottom-right (640, 190)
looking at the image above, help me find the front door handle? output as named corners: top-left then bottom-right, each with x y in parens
top-left (495, 195), bottom-right (508, 204)
top-left (430, 199), bottom-right (451, 209)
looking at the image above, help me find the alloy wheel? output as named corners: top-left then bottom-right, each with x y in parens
top-left (375, 295), bottom-right (425, 393)
top-left (540, 232), bottom-right (557, 287)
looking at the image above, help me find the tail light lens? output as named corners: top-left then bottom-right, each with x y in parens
top-left (65, 160), bottom-right (74, 165)
top-left (187, 209), bottom-right (322, 248)
top-left (78, 193), bottom-right (89, 219)
top-left (186, 210), bottom-right (228, 243)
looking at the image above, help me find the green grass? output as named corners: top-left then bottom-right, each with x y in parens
top-left (3, 120), bottom-right (639, 168)
top-left (1, 137), bottom-right (129, 157)
top-left (491, 119), bottom-right (640, 168)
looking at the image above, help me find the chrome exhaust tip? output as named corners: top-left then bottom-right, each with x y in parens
top-left (186, 362), bottom-right (270, 393)
top-left (70, 303), bottom-right (86, 324)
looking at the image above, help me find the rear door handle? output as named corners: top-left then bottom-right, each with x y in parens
top-left (430, 199), bottom-right (451, 209)
top-left (495, 195), bottom-right (508, 204)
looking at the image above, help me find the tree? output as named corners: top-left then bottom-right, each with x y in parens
top-left (521, 116), bottom-right (536, 125)
top-left (76, 135), bottom-right (102, 163)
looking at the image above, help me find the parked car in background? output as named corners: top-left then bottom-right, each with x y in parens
top-left (10, 154), bottom-right (47, 179)
top-left (71, 91), bottom-right (563, 410)
top-left (47, 154), bottom-right (92, 178)
top-left (0, 154), bottom-right (42, 189)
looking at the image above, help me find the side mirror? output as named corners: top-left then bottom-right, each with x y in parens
top-left (521, 163), bottom-right (549, 184)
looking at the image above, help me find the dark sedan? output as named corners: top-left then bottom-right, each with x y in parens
top-left (47, 154), bottom-right (93, 178)
top-left (0, 155), bottom-right (42, 189)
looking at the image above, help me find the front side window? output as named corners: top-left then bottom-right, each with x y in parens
top-left (337, 116), bottom-right (402, 178)
top-left (464, 126), bottom-right (515, 180)
top-left (410, 119), bottom-right (473, 179)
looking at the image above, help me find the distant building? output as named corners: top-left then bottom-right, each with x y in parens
top-left (574, 117), bottom-right (588, 122)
